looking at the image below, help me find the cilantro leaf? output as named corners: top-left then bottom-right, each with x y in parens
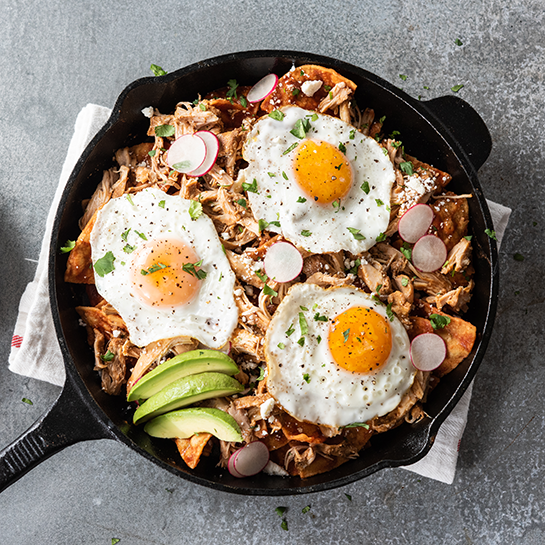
top-left (451, 84), bottom-right (464, 93)
top-left (60, 240), bottom-right (76, 253)
top-left (141, 262), bottom-right (169, 275)
top-left (275, 506), bottom-right (287, 517)
top-left (283, 142), bottom-right (299, 155)
top-left (376, 232), bottom-right (387, 242)
top-left (257, 366), bottom-right (265, 381)
top-left (150, 64), bottom-right (167, 76)
top-left (182, 260), bottom-right (207, 280)
top-left (290, 118), bottom-right (311, 139)
top-left (343, 328), bottom-right (350, 342)
top-left (297, 337), bottom-right (305, 346)
top-left (347, 227), bottom-right (366, 240)
top-left (375, 198), bottom-right (384, 206)
top-left (430, 313), bottom-right (451, 330)
top-left (101, 350), bottom-right (115, 362)
top-left (277, 342), bottom-right (285, 350)
top-left (454, 38), bottom-right (463, 46)
top-left (302, 505), bottom-right (311, 514)
top-left (338, 142), bottom-right (347, 153)
top-left (400, 74), bottom-right (408, 81)
top-left (239, 95), bottom-right (248, 108)
top-left (188, 200), bottom-right (203, 220)
top-left (485, 228), bottom-right (497, 241)
top-left (297, 196), bottom-right (307, 203)
top-left (281, 519), bottom-right (288, 531)
top-left (349, 129), bottom-right (356, 140)
top-left (154, 124), bottom-right (175, 137)
top-left (400, 242), bottom-right (412, 260)
top-left (242, 178), bottom-right (258, 193)
top-left (158, 200), bottom-right (165, 208)
top-left (255, 269), bottom-right (269, 283)
top-left (263, 284), bottom-right (278, 297)
top-left (401, 276), bottom-right (409, 287)
top-left (22, 397), bottom-right (33, 405)
top-left (299, 312), bottom-right (308, 335)
top-left (361, 181), bottom-right (370, 194)
top-left (285, 323), bottom-right (295, 337)
top-left (344, 422), bottom-right (370, 429)
top-left (300, 229), bottom-right (312, 237)
top-left (134, 230), bottom-right (148, 240)
top-left (123, 244), bottom-right (136, 254)
top-left (226, 79), bottom-right (238, 99)
top-left (386, 302), bottom-right (395, 322)
top-left (303, 373), bottom-right (311, 384)
top-left (236, 198), bottom-right (247, 209)
top-left (399, 161), bottom-right (414, 175)
top-left (94, 251), bottom-right (116, 277)
top-left (314, 312), bottom-right (328, 322)
top-left (269, 110), bottom-right (285, 121)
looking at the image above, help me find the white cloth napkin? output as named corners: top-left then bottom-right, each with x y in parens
top-left (8, 104), bottom-right (511, 484)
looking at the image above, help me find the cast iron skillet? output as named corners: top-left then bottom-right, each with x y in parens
top-left (0, 50), bottom-right (498, 495)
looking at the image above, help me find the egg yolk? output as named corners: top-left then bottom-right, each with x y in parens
top-left (328, 306), bottom-right (392, 373)
top-left (130, 238), bottom-right (201, 308)
top-left (292, 139), bottom-right (353, 204)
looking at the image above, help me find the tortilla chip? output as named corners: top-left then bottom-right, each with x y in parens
top-left (174, 433), bottom-right (213, 469)
top-left (279, 413), bottom-right (327, 444)
top-left (65, 211), bottom-right (98, 284)
top-left (260, 64), bottom-right (357, 113)
top-left (430, 193), bottom-right (470, 251)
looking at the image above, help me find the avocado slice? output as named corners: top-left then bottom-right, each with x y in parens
top-left (133, 372), bottom-right (243, 425)
top-left (127, 349), bottom-right (239, 402)
top-left (144, 407), bottom-right (242, 442)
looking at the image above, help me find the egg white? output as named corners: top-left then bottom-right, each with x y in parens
top-left (240, 106), bottom-right (395, 253)
top-left (265, 284), bottom-right (415, 428)
top-left (89, 187), bottom-right (238, 348)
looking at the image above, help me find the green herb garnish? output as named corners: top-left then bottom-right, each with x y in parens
top-left (226, 79), bottom-right (238, 100)
top-left (236, 198), bottom-right (247, 209)
top-left (303, 373), bottom-right (311, 384)
top-left (182, 260), bottom-right (207, 280)
top-left (399, 74), bottom-right (408, 81)
top-left (454, 38), bottom-right (463, 46)
top-left (290, 117), bottom-right (311, 139)
top-left (150, 64), bottom-right (167, 76)
top-left (60, 240), bottom-right (76, 253)
top-left (285, 323), bottom-right (295, 337)
top-left (283, 142), bottom-right (299, 155)
top-left (343, 328), bottom-right (350, 342)
top-left (300, 230), bottom-right (312, 237)
top-left (376, 232), bottom-right (386, 242)
top-left (485, 228), bottom-right (497, 241)
top-left (269, 110), bottom-right (285, 121)
top-left (242, 178), bottom-right (258, 193)
top-left (314, 312), bottom-right (328, 322)
top-left (134, 230), bottom-right (148, 240)
top-left (347, 227), bottom-right (366, 240)
top-left (22, 397), bottom-right (33, 405)
top-left (154, 124), bottom-right (175, 137)
top-left (263, 284), bottom-right (278, 297)
top-left (94, 251), bottom-right (116, 277)
top-left (101, 350), bottom-right (115, 362)
top-left (451, 84), bottom-right (464, 93)
top-left (386, 302), bottom-right (394, 322)
top-left (344, 422), bottom-right (370, 429)
top-left (400, 242), bottom-right (412, 260)
top-left (297, 196), bottom-right (307, 203)
top-left (430, 313), bottom-right (451, 330)
top-left (299, 312), bottom-right (308, 335)
top-left (188, 200), bottom-right (203, 220)
top-left (361, 181), bottom-right (370, 194)
top-left (338, 142), bottom-right (347, 153)
top-left (399, 161), bottom-right (414, 175)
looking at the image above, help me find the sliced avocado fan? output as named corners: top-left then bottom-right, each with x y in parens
top-left (133, 371), bottom-right (243, 425)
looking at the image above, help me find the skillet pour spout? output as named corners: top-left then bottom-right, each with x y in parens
top-left (0, 50), bottom-right (498, 495)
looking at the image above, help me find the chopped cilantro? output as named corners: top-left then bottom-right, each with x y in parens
top-left (148, 149), bottom-right (156, 157)
top-left (269, 110), bottom-right (285, 121)
top-left (182, 260), bottom-right (207, 280)
top-left (455, 38), bottom-right (463, 46)
top-left (121, 228), bottom-right (131, 242)
top-left (239, 95), bottom-right (248, 108)
top-left (297, 196), bottom-right (307, 203)
top-left (514, 253), bottom-right (524, 261)
top-left (188, 200), bottom-right (203, 220)
top-left (242, 178), bottom-right (258, 193)
top-left (226, 79), bottom-right (238, 100)
top-left (302, 505), bottom-right (311, 514)
top-left (134, 230), bottom-right (148, 240)
top-left (314, 312), bottom-right (328, 322)
top-left (303, 373), bottom-right (311, 384)
top-left (361, 181), bottom-right (370, 194)
top-left (283, 142), bottom-right (299, 155)
top-left (281, 519), bottom-right (288, 531)
top-left (154, 124), bottom-right (175, 137)
top-left (299, 312), bottom-right (309, 335)
top-left (125, 194), bottom-right (135, 206)
top-left (386, 302), bottom-right (395, 322)
top-left (399, 74), bottom-right (408, 81)
top-left (141, 262), bottom-right (169, 275)
top-left (277, 342), bottom-right (285, 350)
top-left (485, 228), bottom-right (497, 241)
top-left (401, 276), bottom-right (409, 287)
top-left (347, 227), bottom-right (366, 240)
top-left (338, 142), bottom-right (347, 153)
top-left (348, 258), bottom-right (361, 275)
top-left (464, 235), bottom-right (473, 241)
top-left (292, 88), bottom-right (300, 96)
top-left (282, 171), bottom-right (288, 180)
top-left (123, 244), bottom-right (135, 254)
top-left (300, 230), bottom-right (312, 237)
top-left (430, 313), bottom-right (451, 330)
top-left (451, 84), bottom-right (464, 93)
top-left (22, 397), bottom-right (33, 405)
top-left (94, 251), bottom-right (116, 277)
top-left (345, 493), bottom-right (352, 501)
top-left (236, 198), bottom-right (247, 209)
top-left (60, 240), bottom-right (75, 253)
top-left (343, 329), bottom-right (350, 343)
top-left (297, 337), bottom-right (305, 347)
top-left (399, 161), bottom-right (414, 175)
top-left (150, 64), bottom-right (167, 76)
top-left (173, 160), bottom-right (191, 171)
top-left (285, 323), bottom-right (295, 337)
top-left (112, 539), bottom-right (121, 545)
top-left (268, 172), bottom-right (276, 177)
top-left (375, 198), bottom-right (384, 206)
top-left (263, 284), bottom-right (278, 297)
top-left (158, 200), bottom-right (165, 208)
top-left (275, 506), bottom-right (287, 517)
top-left (257, 366), bottom-right (265, 381)
top-left (311, 113), bottom-right (318, 121)
top-left (255, 269), bottom-right (269, 283)
top-left (290, 117), bottom-right (311, 139)
top-left (400, 242), bottom-right (412, 260)
top-left (349, 129), bottom-right (356, 140)
top-left (376, 232), bottom-right (387, 242)
top-left (101, 350), bottom-right (115, 362)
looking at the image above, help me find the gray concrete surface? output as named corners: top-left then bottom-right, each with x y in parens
top-left (1, 1), bottom-right (544, 543)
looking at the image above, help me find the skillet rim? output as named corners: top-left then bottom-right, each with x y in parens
top-left (49, 49), bottom-right (498, 495)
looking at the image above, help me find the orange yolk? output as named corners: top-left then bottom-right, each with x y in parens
top-left (292, 139), bottom-right (353, 204)
top-left (130, 238), bottom-right (201, 308)
top-left (328, 306), bottom-right (392, 373)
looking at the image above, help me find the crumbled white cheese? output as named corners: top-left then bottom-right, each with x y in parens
top-left (301, 80), bottom-right (323, 97)
top-left (221, 232), bottom-right (230, 240)
top-left (112, 330), bottom-right (121, 338)
top-left (141, 106), bottom-right (154, 118)
top-left (260, 398), bottom-right (275, 419)
top-left (234, 288), bottom-right (243, 296)
top-left (262, 460), bottom-right (289, 477)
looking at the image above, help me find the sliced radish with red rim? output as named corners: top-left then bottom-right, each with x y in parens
top-left (229, 441), bottom-right (270, 477)
top-left (247, 74), bottom-right (279, 103)
top-left (411, 234), bottom-right (447, 272)
top-left (410, 333), bottom-right (447, 371)
top-left (263, 242), bottom-right (304, 283)
top-left (398, 204), bottom-right (434, 243)
top-left (167, 134), bottom-right (207, 173)
top-left (187, 131), bottom-right (219, 177)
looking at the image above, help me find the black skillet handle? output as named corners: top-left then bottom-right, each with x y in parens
top-left (0, 375), bottom-right (113, 494)
top-left (424, 96), bottom-right (492, 171)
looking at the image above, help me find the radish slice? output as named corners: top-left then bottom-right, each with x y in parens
top-left (410, 333), bottom-right (447, 371)
top-left (398, 204), bottom-right (434, 243)
top-left (246, 74), bottom-right (278, 103)
top-left (411, 235), bottom-right (448, 272)
top-left (263, 242), bottom-right (304, 283)
top-left (187, 131), bottom-right (220, 177)
top-left (231, 441), bottom-right (270, 477)
top-left (228, 452), bottom-right (245, 478)
top-left (167, 134), bottom-right (207, 173)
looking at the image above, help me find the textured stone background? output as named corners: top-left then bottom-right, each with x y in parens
top-left (1, 1), bottom-right (544, 543)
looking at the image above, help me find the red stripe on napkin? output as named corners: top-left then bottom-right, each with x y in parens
top-left (11, 335), bottom-right (23, 348)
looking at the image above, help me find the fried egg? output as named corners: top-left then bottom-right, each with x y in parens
top-left (240, 106), bottom-right (395, 253)
top-left (265, 284), bottom-right (415, 427)
top-left (90, 187), bottom-right (238, 348)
